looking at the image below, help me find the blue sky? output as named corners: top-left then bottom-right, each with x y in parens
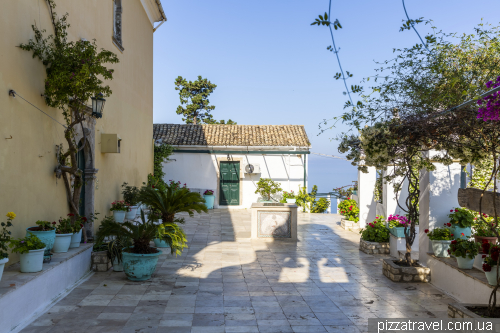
top-left (152, 0), bottom-right (500, 192)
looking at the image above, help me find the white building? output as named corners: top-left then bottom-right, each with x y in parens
top-left (153, 124), bottom-right (311, 209)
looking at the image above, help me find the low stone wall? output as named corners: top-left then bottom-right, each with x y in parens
top-left (341, 218), bottom-right (360, 232)
top-left (448, 303), bottom-right (482, 318)
top-left (359, 238), bottom-right (389, 255)
top-left (91, 250), bottom-right (112, 272)
top-left (382, 258), bottom-right (431, 282)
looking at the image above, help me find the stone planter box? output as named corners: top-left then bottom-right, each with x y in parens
top-left (382, 258), bottom-right (431, 282)
top-left (448, 303), bottom-right (493, 318)
top-left (359, 238), bottom-right (389, 254)
top-left (341, 218), bottom-right (360, 232)
top-left (251, 203), bottom-right (297, 240)
top-left (91, 250), bottom-right (112, 272)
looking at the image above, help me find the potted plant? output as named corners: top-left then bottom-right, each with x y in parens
top-left (448, 207), bottom-right (475, 239)
top-left (280, 190), bottom-right (296, 204)
top-left (254, 178), bottom-right (282, 203)
top-left (360, 217), bottom-right (390, 243)
top-left (474, 214), bottom-right (499, 246)
top-left (154, 220), bottom-right (187, 248)
top-left (110, 201), bottom-right (129, 223)
top-left (338, 198), bottom-right (359, 222)
top-left (26, 220), bottom-right (56, 258)
top-left (425, 227), bottom-right (454, 257)
top-left (449, 239), bottom-right (480, 269)
top-left (122, 182), bottom-right (140, 220)
top-left (0, 212), bottom-right (15, 281)
top-left (95, 211), bottom-right (188, 281)
top-left (9, 234), bottom-right (46, 273)
top-left (53, 216), bottom-right (73, 253)
top-left (386, 214), bottom-right (417, 237)
top-left (108, 235), bottom-right (130, 272)
top-left (70, 215), bottom-right (88, 249)
top-left (203, 190), bottom-right (215, 209)
top-left (482, 241), bottom-right (500, 286)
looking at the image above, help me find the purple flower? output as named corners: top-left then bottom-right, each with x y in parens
top-left (20, 241), bottom-right (24, 243)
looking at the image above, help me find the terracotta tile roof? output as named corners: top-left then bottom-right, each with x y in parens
top-left (153, 124), bottom-right (311, 147)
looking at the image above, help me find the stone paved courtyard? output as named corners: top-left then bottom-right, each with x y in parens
top-left (20, 210), bottom-right (456, 333)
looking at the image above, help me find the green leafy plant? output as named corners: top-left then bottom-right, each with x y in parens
top-left (19, 1), bottom-right (118, 243)
top-left (311, 198), bottom-right (330, 213)
top-left (338, 198), bottom-right (359, 222)
top-left (107, 234), bottom-right (131, 264)
top-left (448, 207), bottom-right (475, 228)
top-left (148, 143), bottom-right (174, 190)
top-left (295, 186), bottom-right (330, 213)
top-left (110, 201), bottom-right (129, 212)
top-left (0, 212), bottom-right (15, 259)
top-left (279, 190), bottom-right (296, 203)
top-left (255, 178), bottom-right (282, 201)
top-left (121, 183), bottom-right (140, 206)
top-left (156, 219), bottom-right (188, 256)
top-left (374, 171), bottom-right (383, 203)
top-left (425, 227), bottom-right (453, 241)
top-left (474, 216), bottom-right (499, 237)
top-left (9, 234), bottom-right (46, 254)
top-left (35, 220), bottom-right (55, 231)
top-left (139, 186), bottom-right (207, 223)
top-left (360, 217), bottom-right (389, 243)
top-left (449, 239), bottom-right (480, 259)
top-left (56, 216), bottom-right (74, 234)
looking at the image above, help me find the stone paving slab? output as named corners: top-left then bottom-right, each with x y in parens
top-left (20, 210), bottom-right (456, 333)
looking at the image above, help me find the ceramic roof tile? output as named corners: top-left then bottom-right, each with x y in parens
top-left (153, 124), bottom-right (311, 147)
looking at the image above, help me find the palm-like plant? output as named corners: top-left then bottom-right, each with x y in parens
top-left (139, 186), bottom-right (208, 222)
top-left (95, 211), bottom-right (187, 255)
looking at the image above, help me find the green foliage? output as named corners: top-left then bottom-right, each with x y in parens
top-left (18, 1), bottom-right (118, 225)
top-left (449, 239), bottom-right (480, 259)
top-left (149, 143), bottom-right (174, 189)
top-left (9, 234), bottom-right (46, 254)
top-left (175, 76), bottom-right (217, 124)
top-left (448, 207), bottom-right (475, 228)
top-left (121, 182), bottom-right (140, 206)
top-left (106, 231), bottom-right (131, 264)
top-left (36, 220), bottom-right (55, 231)
top-left (467, 156), bottom-right (495, 191)
top-left (311, 198), bottom-right (330, 213)
top-left (279, 190), bottom-right (296, 203)
top-left (338, 198), bottom-right (359, 222)
top-left (255, 179), bottom-right (282, 201)
top-left (138, 186), bottom-right (207, 223)
top-left (156, 219), bottom-right (188, 256)
top-left (374, 170), bottom-right (383, 203)
top-left (426, 227), bottom-right (453, 241)
top-left (110, 201), bottom-right (129, 212)
top-left (56, 216), bottom-right (74, 234)
top-left (204, 118), bottom-right (237, 125)
top-left (295, 186), bottom-right (331, 213)
top-left (360, 218), bottom-right (389, 243)
top-left (0, 214), bottom-right (14, 259)
top-left (333, 182), bottom-right (357, 198)
top-left (474, 217), bottom-right (500, 237)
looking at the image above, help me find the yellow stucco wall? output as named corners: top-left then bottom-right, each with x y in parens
top-left (0, 0), bottom-right (154, 264)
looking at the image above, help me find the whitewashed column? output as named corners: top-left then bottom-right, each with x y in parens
top-left (419, 150), bottom-right (461, 266)
top-left (358, 166), bottom-right (377, 228)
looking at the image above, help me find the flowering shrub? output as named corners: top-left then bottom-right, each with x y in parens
top-left (387, 214), bottom-right (409, 228)
top-left (203, 190), bottom-right (214, 195)
top-left (425, 227), bottom-right (453, 241)
top-left (280, 190), bottom-right (296, 203)
top-left (110, 201), bottom-right (129, 212)
top-left (338, 198), bottom-right (359, 222)
top-left (449, 239), bottom-right (480, 259)
top-left (447, 207), bottom-right (475, 228)
top-left (477, 76), bottom-right (500, 121)
top-left (9, 234), bottom-right (46, 254)
top-left (360, 217), bottom-right (389, 243)
top-left (474, 214), bottom-right (499, 237)
top-left (168, 180), bottom-right (188, 192)
top-left (482, 240), bottom-right (500, 272)
top-left (0, 212), bottom-right (15, 259)
top-left (56, 216), bottom-right (73, 234)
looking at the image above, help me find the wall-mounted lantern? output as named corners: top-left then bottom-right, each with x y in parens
top-left (91, 94), bottom-right (106, 118)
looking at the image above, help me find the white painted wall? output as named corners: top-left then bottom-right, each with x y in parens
top-left (383, 168), bottom-right (406, 218)
top-left (357, 166), bottom-right (377, 228)
top-left (419, 150), bottom-right (462, 266)
top-left (162, 152), bottom-right (308, 209)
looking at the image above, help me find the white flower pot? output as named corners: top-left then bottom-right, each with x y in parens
top-left (113, 257), bottom-right (124, 272)
top-left (113, 210), bottom-right (126, 223)
top-left (70, 229), bottom-right (82, 248)
top-left (20, 248), bottom-right (45, 273)
top-left (53, 233), bottom-right (72, 253)
top-left (485, 266), bottom-right (499, 285)
top-left (0, 257), bottom-right (8, 281)
top-left (125, 206), bottom-right (138, 220)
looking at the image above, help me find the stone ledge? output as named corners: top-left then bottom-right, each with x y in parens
top-left (382, 258), bottom-right (430, 283)
top-left (341, 218), bottom-right (360, 232)
top-left (448, 303), bottom-right (487, 318)
top-left (359, 238), bottom-right (390, 254)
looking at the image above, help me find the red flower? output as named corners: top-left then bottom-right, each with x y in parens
top-left (375, 217), bottom-right (379, 219)
top-left (451, 240), bottom-right (457, 244)
top-left (483, 263), bottom-right (492, 272)
top-left (152, 185), bottom-right (155, 188)
top-left (80, 224), bottom-right (83, 228)
top-left (461, 233), bottom-right (464, 236)
top-left (451, 234), bottom-right (454, 237)
top-left (52, 222), bottom-right (56, 225)
top-left (68, 213), bottom-right (75, 217)
top-left (370, 225), bottom-right (375, 228)
top-left (82, 217), bottom-right (87, 222)
top-left (424, 229), bottom-right (429, 233)
top-left (450, 210), bottom-right (453, 212)
top-left (347, 197), bottom-right (350, 200)
top-left (447, 223), bottom-right (452, 227)
top-left (444, 223), bottom-right (447, 226)
top-left (482, 254), bottom-right (487, 259)
top-left (455, 209), bottom-right (459, 212)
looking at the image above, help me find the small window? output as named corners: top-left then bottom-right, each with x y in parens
top-left (113, 0), bottom-right (124, 51)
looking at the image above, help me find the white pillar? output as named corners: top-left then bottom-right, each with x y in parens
top-left (383, 168), bottom-right (406, 218)
top-left (358, 166), bottom-right (377, 228)
top-left (419, 150), bottom-right (462, 266)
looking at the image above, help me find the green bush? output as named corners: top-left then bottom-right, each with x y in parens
top-left (255, 178), bottom-right (282, 201)
top-left (448, 207), bottom-right (475, 228)
top-left (338, 198), bottom-right (359, 222)
top-left (360, 217), bottom-right (389, 242)
top-left (311, 198), bottom-right (330, 213)
top-left (425, 227), bottom-right (453, 240)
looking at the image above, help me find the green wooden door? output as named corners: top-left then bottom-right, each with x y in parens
top-left (220, 162), bottom-right (240, 205)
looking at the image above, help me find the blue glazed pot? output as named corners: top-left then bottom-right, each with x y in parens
top-left (389, 226), bottom-right (419, 238)
top-left (431, 240), bottom-right (452, 257)
top-left (26, 228), bottom-right (56, 256)
top-left (451, 226), bottom-right (471, 240)
top-left (456, 256), bottom-right (474, 269)
top-left (153, 238), bottom-right (171, 248)
top-left (204, 195), bottom-right (215, 209)
top-left (122, 248), bottom-right (161, 281)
